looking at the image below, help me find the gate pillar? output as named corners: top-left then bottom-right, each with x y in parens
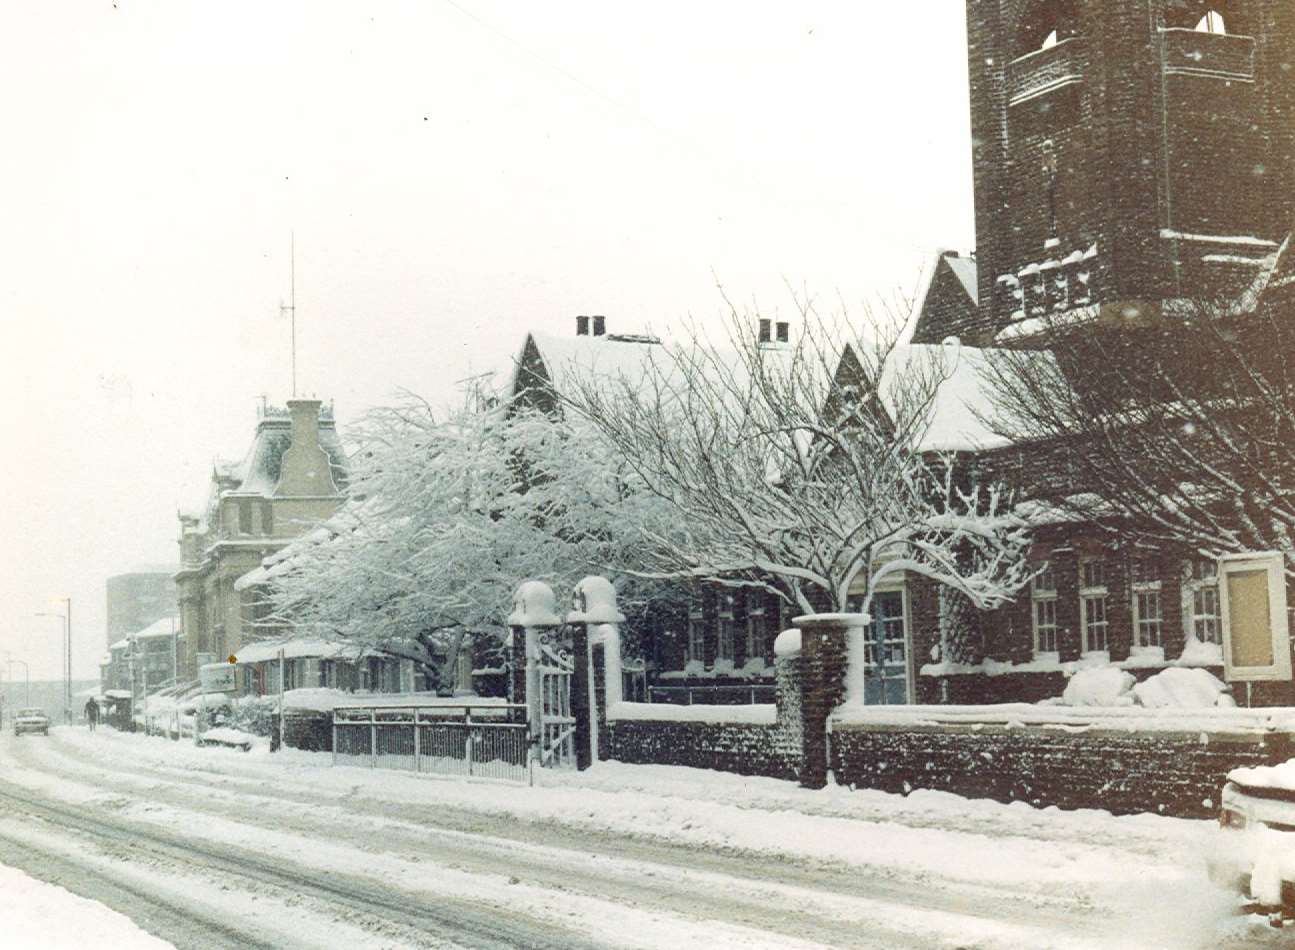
top-left (568, 576), bottom-right (626, 769)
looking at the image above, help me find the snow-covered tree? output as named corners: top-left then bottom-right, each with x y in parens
top-left (561, 301), bottom-right (1033, 700)
top-left (980, 296), bottom-right (1295, 574)
top-left (259, 396), bottom-right (675, 691)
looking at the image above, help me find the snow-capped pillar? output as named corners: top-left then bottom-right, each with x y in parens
top-left (793, 613), bottom-right (869, 789)
top-left (568, 577), bottom-right (626, 769)
top-left (507, 581), bottom-right (562, 769)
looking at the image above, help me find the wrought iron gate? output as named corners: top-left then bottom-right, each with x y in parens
top-left (535, 630), bottom-right (576, 769)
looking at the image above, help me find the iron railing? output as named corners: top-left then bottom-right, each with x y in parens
top-left (331, 703), bottom-right (531, 784)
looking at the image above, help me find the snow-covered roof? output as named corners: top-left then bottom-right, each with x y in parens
top-left (130, 617), bottom-right (179, 640)
top-left (876, 342), bottom-right (1011, 454)
top-left (109, 637), bottom-right (130, 651)
top-left (232, 637), bottom-right (362, 665)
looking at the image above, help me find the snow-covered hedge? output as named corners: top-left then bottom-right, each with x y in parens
top-left (1054, 666), bottom-right (1235, 709)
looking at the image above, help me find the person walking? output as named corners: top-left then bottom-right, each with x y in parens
top-left (83, 696), bottom-right (100, 732)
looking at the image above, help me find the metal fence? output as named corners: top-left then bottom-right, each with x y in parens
top-left (647, 683), bottom-right (776, 706)
top-left (332, 704), bottom-right (531, 784)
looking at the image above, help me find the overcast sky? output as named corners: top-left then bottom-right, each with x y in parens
top-left (0, 1), bottom-right (974, 679)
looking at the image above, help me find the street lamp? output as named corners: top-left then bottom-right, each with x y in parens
top-left (36, 600), bottom-right (71, 723)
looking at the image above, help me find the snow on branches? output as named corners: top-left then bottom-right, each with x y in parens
top-left (259, 396), bottom-right (671, 690)
top-left (560, 299), bottom-right (1033, 626)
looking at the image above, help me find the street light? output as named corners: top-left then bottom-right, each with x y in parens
top-left (36, 601), bottom-right (71, 724)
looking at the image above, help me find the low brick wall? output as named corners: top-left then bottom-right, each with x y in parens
top-left (606, 718), bottom-right (798, 781)
top-left (830, 719), bottom-right (1295, 818)
top-left (283, 710), bottom-right (332, 752)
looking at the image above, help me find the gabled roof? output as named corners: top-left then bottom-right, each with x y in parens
top-left (906, 251), bottom-right (981, 345)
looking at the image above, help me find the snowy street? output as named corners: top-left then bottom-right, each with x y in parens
top-left (0, 727), bottom-right (1284, 949)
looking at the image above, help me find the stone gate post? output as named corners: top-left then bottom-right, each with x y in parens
top-left (567, 576), bottom-right (625, 768)
top-left (794, 612), bottom-right (868, 789)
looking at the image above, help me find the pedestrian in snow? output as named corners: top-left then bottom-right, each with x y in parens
top-left (84, 696), bottom-right (100, 732)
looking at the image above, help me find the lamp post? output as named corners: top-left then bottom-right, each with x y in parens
top-left (36, 602), bottom-right (71, 724)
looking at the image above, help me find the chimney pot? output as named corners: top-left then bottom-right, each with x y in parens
top-left (775, 321), bottom-right (790, 343)
top-left (592, 315), bottom-right (606, 336)
top-left (576, 315), bottom-right (590, 336)
top-left (758, 319), bottom-right (772, 344)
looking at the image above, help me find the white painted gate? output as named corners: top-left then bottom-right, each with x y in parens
top-left (535, 631), bottom-right (576, 769)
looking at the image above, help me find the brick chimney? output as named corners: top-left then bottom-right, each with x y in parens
top-left (592, 315), bottom-right (606, 337)
top-left (275, 399), bottom-right (339, 496)
top-left (576, 315), bottom-right (590, 336)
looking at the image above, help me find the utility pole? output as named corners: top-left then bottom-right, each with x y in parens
top-left (65, 597), bottom-right (72, 725)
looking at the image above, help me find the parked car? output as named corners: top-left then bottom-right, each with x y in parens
top-left (1212, 762), bottom-right (1295, 921)
top-left (13, 708), bottom-right (50, 737)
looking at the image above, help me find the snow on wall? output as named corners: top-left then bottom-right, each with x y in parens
top-left (607, 701), bottom-right (776, 725)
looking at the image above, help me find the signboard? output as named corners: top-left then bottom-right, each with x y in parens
top-left (200, 663), bottom-right (237, 693)
top-left (1220, 551), bottom-right (1293, 682)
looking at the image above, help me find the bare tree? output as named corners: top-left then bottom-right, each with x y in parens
top-left (980, 295), bottom-right (1295, 572)
top-left (560, 298), bottom-right (1033, 700)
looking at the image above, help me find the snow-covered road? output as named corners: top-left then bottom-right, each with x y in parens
top-left (0, 726), bottom-right (1282, 949)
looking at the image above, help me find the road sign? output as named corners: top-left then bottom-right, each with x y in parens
top-left (200, 663), bottom-right (237, 693)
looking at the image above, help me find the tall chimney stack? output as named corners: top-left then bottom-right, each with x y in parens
top-left (576, 315), bottom-right (590, 336)
top-left (592, 315), bottom-right (606, 337)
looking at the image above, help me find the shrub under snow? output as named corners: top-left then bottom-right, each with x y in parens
top-left (1057, 665), bottom-right (1234, 709)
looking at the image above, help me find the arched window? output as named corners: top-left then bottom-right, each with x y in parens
top-left (1016, 0), bottom-right (1078, 58)
top-left (1194, 9), bottom-right (1226, 33)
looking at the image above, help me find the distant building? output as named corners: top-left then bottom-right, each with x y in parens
top-left (175, 399), bottom-right (347, 679)
top-left (105, 569), bottom-right (177, 650)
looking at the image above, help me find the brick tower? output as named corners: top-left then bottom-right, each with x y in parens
top-left (962, 0), bottom-right (1295, 344)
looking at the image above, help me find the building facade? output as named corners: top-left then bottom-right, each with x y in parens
top-left (106, 569), bottom-right (176, 650)
top-left (175, 399), bottom-right (347, 679)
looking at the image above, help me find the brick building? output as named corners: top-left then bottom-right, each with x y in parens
top-left (902, 0), bottom-right (1295, 705)
top-left (936, 0), bottom-right (1295, 346)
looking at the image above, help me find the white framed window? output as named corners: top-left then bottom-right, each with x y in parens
top-left (1078, 557), bottom-right (1109, 653)
top-left (1182, 558), bottom-right (1221, 645)
top-left (716, 598), bottom-right (735, 664)
top-left (686, 610), bottom-right (705, 664)
top-left (745, 608), bottom-right (768, 662)
top-left (1219, 551), bottom-right (1293, 682)
top-left (1031, 564), bottom-right (1058, 655)
top-left (1131, 558), bottom-right (1163, 651)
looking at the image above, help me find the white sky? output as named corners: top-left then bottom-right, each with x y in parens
top-left (0, 1), bottom-right (974, 679)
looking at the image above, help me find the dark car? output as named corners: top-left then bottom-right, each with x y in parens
top-left (13, 708), bottom-right (50, 737)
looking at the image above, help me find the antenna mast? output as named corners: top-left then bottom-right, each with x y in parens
top-left (280, 232), bottom-right (297, 398)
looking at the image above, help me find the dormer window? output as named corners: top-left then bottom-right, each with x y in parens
top-left (1195, 10), bottom-right (1226, 34)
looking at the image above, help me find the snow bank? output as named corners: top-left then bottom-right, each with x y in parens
top-left (1061, 668), bottom-right (1136, 707)
top-left (1050, 666), bottom-right (1234, 710)
top-left (198, 726), bottom-right (259, 749)
top-left (1134, 668), bottom-right (1234, 709)
top-left (0, 861), bottom-right (175, 949)
top-left (1230, 758), bottom-right (1295, 792)
top-left (607, 701), bottom-right (776, 725)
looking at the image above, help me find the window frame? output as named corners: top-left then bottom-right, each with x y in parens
top-left (686, 609), bottom-right (705, 665)
top-left (716, 598), bottom-right (735, 665)
top-left (1130, 559), bottom-right (1164, 653)
top-left (1031, 564), bottom-right (1059, 656)
top-left (1078, 556), bottom-right (1109, 654)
